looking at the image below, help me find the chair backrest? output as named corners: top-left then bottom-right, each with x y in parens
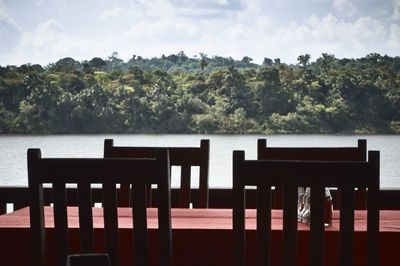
top-left (233, 150), bottom-right (379, 266)
top-left (257, 139), bottom-right (366, 161)
top-left (28, 148), bottom-right (172, 266)
top-left (257, 139), bottom-right (367, 208)
top-left (104, 139), bottom-right (209, 208)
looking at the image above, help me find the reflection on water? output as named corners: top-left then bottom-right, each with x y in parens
top-left (0, 134), bottom-right (399, 188)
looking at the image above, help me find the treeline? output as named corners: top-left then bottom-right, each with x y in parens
top-left (1, 52), bottom-right (400, 134)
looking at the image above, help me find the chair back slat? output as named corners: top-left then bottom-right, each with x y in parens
top-left (256, 185), bottom-right (271, 266)
top-left (104, 138), bottom-right (209, 208)
top-left (132, 184), bottom-right (149, 266)
top-left (233, 150), bottom-right (380, 266)
top-left (282, 185), bottom-right (297, 266)
top-left (339, 186), bottom-right (355, 265)
top-left (28, 150), bottom-right (46, 266)
top-left (53, 182), bottom-right (69, 266)
top-left (77, 182), bottom-right (94, 253)
top-left (233, 151), bottom-right (246, 266)
top-left (28, 148), bottom-right (172, 266)
top-left (179, 164), bottom-right (191, 208)
top-left (198, 143), bottom-right (210, 208)
top-left (367, 152), bottom-right (380, 266)
top-left (309, 186), bottom-right (325, 266)
top-left (102, 181), bottom-right (119, 266)
top-left (155, 148), bottom-right (172, 265)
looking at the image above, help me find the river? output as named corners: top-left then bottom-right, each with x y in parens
top-left (0, 134), bottom-right (399, 188)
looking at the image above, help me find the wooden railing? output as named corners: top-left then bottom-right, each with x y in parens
top-left (1, 186), bottom-right (400, 214)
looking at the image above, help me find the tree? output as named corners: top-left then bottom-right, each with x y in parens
top-left (53, 57), bottom-right (80, 72)
top-left (262, 57), bottom-right (273, 66)
top-left (89, 57), bottom-right (106, 69)
top-left (106, 52), bottom-right (124, 71)
top-left (297, 54), bottom-right (311, 69)
top-left (199, 53), bottom-right (208, 70)
top-left (316, 53), bottom-right (335, 74)
top-left (254, 66), bottom-right (291, 116)
top-left (241, 56), bottom-right (253, 64)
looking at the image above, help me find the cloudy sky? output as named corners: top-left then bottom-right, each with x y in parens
top-left (0, 0), bottom-right (399, 66)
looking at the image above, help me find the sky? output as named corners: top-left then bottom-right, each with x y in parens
top-left (0, 0), bottom-right (399, 66)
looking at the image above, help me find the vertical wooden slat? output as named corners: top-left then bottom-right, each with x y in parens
top-left (355, 188), bottom-right (367, 210)
top-left (157, 149), bottom-right (172, 266)
top-left (179, 164), bottom-right (191, 208)
top-left (283, 185), bottom-right (297, 266)
top-left (339, 186), bottom-right (355, 266)
top-left (77, 181), bottom-right (94, 253)
top-left (310, 186), bottom-right (325, 266)
top-left (367, 151), bottom-right (380, 266)
top-left (355, 139), bottom-right (368, 209)
top-left (256, 185), bottom-right (271, 266)
top-left (274, 187), bottom-right (284, 209)
top-left (53, 181), bottom-right (69, 266)
top-left (145, 185), bottom-right (152, 207)
top-left (104, 139), bottom-right (130, 208)
top-left (233, 151), bottom-right (246, 266)
top-left (28, 149), bottom-right (46, 266)
top-left (132, 183), bottom-right (148, 266)
top-left (198, 139), bottom-right (209, 208)
top-left (118, 184), bottom-right (130, 207)
top-left (103, 181), bottom-right (119, 266)
top-left (0, 203), bottom-right (6, 215)
top-left (358, 139), bottom-right (367, 160)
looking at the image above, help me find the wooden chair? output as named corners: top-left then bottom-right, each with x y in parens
top-left (257, 139), bottom-right (367, 208)
top-left (66, 253), bottom-right (110, 266)
top-left (104, 139), bottom-right (209, 208)
top-left (28, 148), bottom-right (172, 266)
top-left (233, 150), bottom-right (379, 266)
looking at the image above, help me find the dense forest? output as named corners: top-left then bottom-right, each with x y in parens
top-left (1, 52), bottom-right (399, 134)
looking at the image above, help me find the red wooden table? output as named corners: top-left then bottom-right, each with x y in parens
top-left (0, 207), bottom-right (399, 265)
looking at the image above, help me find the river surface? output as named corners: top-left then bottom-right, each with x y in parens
top-left (0, 134), bottom-right (399, 188)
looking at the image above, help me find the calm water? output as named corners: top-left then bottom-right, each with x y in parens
top-left (0, 134), bottom-right (399, 188)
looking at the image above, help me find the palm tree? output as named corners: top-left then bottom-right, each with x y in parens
top-left (199, 53), bottom-right (208, 70)
top-left (297, 54), bottom-right (311, 69)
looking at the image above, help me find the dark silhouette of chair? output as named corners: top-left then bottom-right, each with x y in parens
top-left (233, 150), bottom-right (379, 266)
top-left (28, 148), bottom-right (172, 266)
top-left (66, 253), bottom-right (110, 266)
top-left (104, 139), bottom-right (209, 208)
top-left (257, 139), bottom-right (367, 208)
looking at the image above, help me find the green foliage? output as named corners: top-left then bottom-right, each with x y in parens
top-left (0, 53), bottom-right (399, 134)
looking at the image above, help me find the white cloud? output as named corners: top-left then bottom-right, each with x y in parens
top-left (0, 1), bottom-right (22, 31)
top-left (130, 19), bottom-right (200, 41)
top-left (4, 19), bottom-right (107, 65)
top-left (265, 14), bottom-right (387, 62)
top-left (107, 6), bottom-right (392, 64)
top-left (200, 11), bottom-right (388, 63)
top-left (211, 0), bottom-right (230, 5)
top-left (99, 6), bottom-right (125, 19)
top-left (332, 0), bottom-right (356, 16)
top-left (0, 0), bottom-right (397, 66)
top-left (127, 0), bottom-right (240, 20)
top-left (171, 0), bottom-right (240, 8)
top-left (392, 0), bottom-right (400, 20)
top-left (0, 0), bottom-right (22, 55)
top-left (388, 24), bottom-right (400, 50)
